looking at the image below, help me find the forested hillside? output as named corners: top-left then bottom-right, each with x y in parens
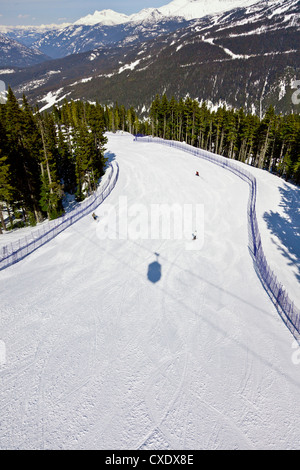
top-left (2, 0), bottom-right (298, 117)
top-left (144, 95), bottom-right (300, 183)
top-left (0, 90), bottom-right (299, 234)
top-left (0, 90), bottom-right (110, 231)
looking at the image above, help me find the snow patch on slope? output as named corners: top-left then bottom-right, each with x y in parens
top-left (118, 60), bottom-right (141, 74)
top-left (0, 69), bottom-right (15, 74)
top-left (38, 88), bottom-right (71, 112)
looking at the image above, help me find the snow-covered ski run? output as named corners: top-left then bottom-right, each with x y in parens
top-left (0, 132), bottom-right (299, 450)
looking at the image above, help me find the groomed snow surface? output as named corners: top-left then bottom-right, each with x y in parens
top-left (0, 132), bottom-right (299, 450)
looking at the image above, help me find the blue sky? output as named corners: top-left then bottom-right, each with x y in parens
top-left (0, 0), bottom-right (170, 26)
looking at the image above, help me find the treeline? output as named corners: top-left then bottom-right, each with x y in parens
top-left (1, 89), bottom-right (299, 233)
top-left (103, 102), bottom-right (140, 135)
top-left (146, 94), bottom-right (300, 183)
top-left (0, 90), bottom-right (139, 232)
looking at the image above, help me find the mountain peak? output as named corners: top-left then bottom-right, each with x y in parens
top-left (158, 0), bottom-right (258, 20)
top-left (129, 8), bottom-right (165, 24)
top-left (73, 1), bottom-right (258, 27)
top-left (0, 1), bottom-right (279, 32)
top-left (74, 9), bottom-right (130, 26)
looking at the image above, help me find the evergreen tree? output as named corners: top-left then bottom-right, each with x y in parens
top-left (0, 153), bottom-right (14, 232)
top-left (5, 87), bottom-right (42, 224)
top-left (146, 94), bottom-right (300, 183)
top-left (254, 105), bottom-right (276, 169)
top-left (169, 96), bottom-right (178, 141)
top-left (37, 111), bottom-right (63, 219)
top-left (57, 129), bottom-right (76, 194)
top-left (149, 95), bottom-right (161, 136)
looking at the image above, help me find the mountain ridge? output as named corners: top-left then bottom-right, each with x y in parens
top-left (0, 0), bottom-right (299, 116)
top-left (73, 0), bottom-right (258, 25)
top-left (0, 0), bottom-right (259, 60)
top-left (0, 34), bottom-right (51, 67)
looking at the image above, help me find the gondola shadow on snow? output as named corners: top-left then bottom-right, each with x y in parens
top-left (147, 252), bottom-right (162, 283)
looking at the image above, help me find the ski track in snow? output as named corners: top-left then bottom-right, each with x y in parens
top-left (0, 132), bottom-right (299, 450)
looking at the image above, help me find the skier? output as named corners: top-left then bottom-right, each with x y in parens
top-left (92, 212), bottom-right (97, 221)
top-left (196, 171), bottom-right (199, 176)
top-left (192, 230), bottom-right (197, 240)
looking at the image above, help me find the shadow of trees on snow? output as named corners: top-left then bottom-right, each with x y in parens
top-left (263, 183), bottom-right (300, 283)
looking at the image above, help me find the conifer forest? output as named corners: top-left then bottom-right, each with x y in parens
top-left (0, 89), bottom-right (299, 232)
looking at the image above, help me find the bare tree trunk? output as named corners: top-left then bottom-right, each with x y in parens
top-left (258, 125), bottom-right (270, 169)
top-left (6, 204), bottom-right (13, 228)
top-left (246, 144), bottom-right (253, 165)
top-left (0, 204), bottom-right (6, 233)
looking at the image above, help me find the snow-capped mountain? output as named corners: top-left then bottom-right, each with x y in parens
top-left (1, 0), bottom-right (260, 60)
top-left (3, 0), bottom-right (299, 116)
top-left (74, 0), bottom-right (258, 25)
top-left (129, 8), bottom-right (166, 24)
top-left (0, 34), bottom-right (50, 67)
top-left (158, 0), bottom-right (255, 19)
top-left (74, 9), bottom-right (130, 26)
top-left (25, 16), bottom-right (189, 59)
top-left (0, 23), bottom-right (70, 49)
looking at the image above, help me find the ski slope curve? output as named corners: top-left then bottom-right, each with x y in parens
top-left (0, 161), bottom-right (119, 271)
top-left (0, 132), bottom-right (300, 450)
top-left (134, 136), bottom-right (300, 343)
